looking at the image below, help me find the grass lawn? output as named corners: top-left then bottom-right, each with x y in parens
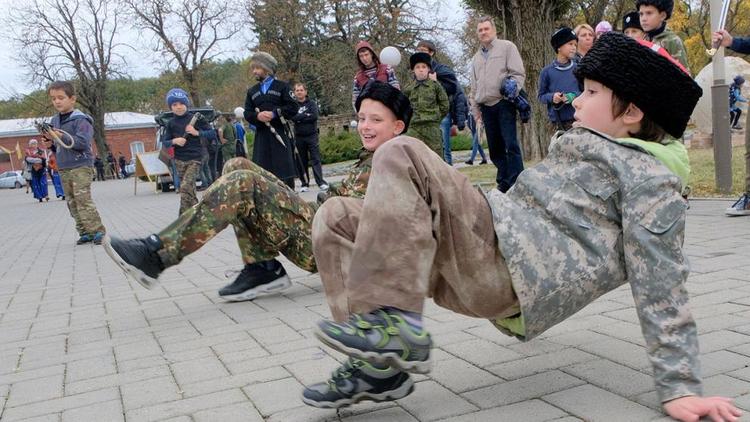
top-left (458, 146), bottom-right (747, 198)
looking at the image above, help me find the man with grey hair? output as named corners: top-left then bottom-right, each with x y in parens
top-left (243, 52), bottom-right (297, 189)
top-left (469, 16), bottom-right (526, 192)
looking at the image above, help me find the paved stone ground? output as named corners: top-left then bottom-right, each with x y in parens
top-left (1, 176), bottom-right (749, 422)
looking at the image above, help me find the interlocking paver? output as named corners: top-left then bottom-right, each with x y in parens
top-left (1, 178), bottom-right (748, 421)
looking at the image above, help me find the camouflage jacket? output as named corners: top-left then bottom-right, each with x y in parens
top-left (650, 29), bottom-right (690, 74)
top-left (403, 79), bottom-right (450, 125)
top-left (486, 127), bottom-right (699, 403)
top-left (320, 149), bottom-right (373, 201)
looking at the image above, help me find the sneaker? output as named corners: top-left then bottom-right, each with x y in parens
top-left (300, 186), bottom-right (310, 193)
top-left (464, 159), bottom-right (474, 165)
top-left (479, 159), bottom-right (488, 165)
top-left (314, 308), bottom-right (432, 374)
top-left (92, 232), bottom-right (105, 245)
top-left (103, 234), bottom-right (165, 289)
top-left (218, 259), bottom-right (291, 301)
top-left (319, 184), bottom-right (329, 191)
top-left (726, 193), bottom-right (750, 216)
top-left (732, 125), bottom-right (743, 130)
top-left (76, 234), bottom-right (93, 245)
top-left (302, 358), bottom-right (414, 408)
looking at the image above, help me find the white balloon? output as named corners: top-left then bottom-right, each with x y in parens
top-left (380, 46), bottom-right (401, 66)
top-left (350, 120), bottom-right (358, 129)
top-left (234, 107), bottom-right (245, 119)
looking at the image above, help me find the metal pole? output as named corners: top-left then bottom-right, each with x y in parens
top-left (711, 0), bottom-right (733, 193)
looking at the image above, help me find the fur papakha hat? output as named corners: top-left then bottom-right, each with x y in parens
top-left (551, 27), bottom-right (577, 52)
top-left (409, 52), bottom-right (432, 70)
top-left (635, 0), bottom-right (674, 20)
top-left (574, 32), bottom-right (702, 138)
top-left (251, 52), bottom-right (278, 74)
top-left (622, 11), bottom-right (643, 31)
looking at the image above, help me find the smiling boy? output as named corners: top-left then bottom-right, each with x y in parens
top-left (303, 33), bottom-right (741, 422)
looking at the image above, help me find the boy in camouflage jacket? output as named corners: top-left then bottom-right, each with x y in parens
top-left (403, 52), bottom-right (449, 157)
top-left (103, 82), bottom-right (412, 303)
top-left (303, 33), bottom-right (742, 422)
top-left (637, 0), bottom-right (690, 73)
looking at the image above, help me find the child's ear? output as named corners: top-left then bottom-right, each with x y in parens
top-left (394, 120), bottom-right (406, 135)
top-left (622, 103), bottom-right (644, 126)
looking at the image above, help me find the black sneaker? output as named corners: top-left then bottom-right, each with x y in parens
top-left (218, 259), bottom-right (291, 301)
top-left (315, 308), bottom-right (433, 374)
top-left (302, 358), bottom-right (414, 408)
top-left (103, 234), bottom-right (165, 290)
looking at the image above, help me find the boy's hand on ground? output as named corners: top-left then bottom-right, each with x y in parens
top-left (664, 396), bottom-right (741, 422)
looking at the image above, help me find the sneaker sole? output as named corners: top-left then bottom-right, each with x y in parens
top-left (313, 326), bottom-right (432, 374)
top-left (219, 275), bottom-right (292, 302)
top-left (301, 376), bottom-right (415, 408)
top-left (725, 209), bottom-right (750, 216)
top-left (103, 236), bottom-right (159, 290)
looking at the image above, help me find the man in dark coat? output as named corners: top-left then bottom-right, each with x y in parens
top-left (243, 52), bottom-right (297, 189)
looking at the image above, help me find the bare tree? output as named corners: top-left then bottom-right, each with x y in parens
top-left (125, 0), bottom-right (242, 106)
top-left (8, 0), bottom-right (126, 162)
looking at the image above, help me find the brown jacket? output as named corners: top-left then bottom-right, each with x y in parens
top-left (469, 38), bottom-right (525, 117)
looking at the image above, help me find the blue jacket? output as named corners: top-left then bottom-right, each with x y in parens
top-left (730, 37), bottom-right (750, 54)
top-left (538, 60), bottom-right (580, 123)
top-left (432, 59), bottom-right (468, 129)
top-left (49, 109), bottom-right (95, 169)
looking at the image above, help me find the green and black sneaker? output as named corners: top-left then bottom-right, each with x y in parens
top-left (314, 308), bottom-right (432, 374)
top-left (302, 358), bottom-right (414, 408)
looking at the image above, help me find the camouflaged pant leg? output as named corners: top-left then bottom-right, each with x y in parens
top-left (407, 123), bottom-right (444, 158)
top-left (157, 167), bottom-right (317, 271)
top-left (59, 167), bottom-right (104, 235)
top-left (175, 159), bottom-right (201, 215)
top-left (313, 137), bottom-right (516, 320)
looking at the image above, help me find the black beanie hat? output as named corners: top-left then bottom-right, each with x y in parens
top-left (409, 52), bottom-right (432, 70)
top-left (635, 0), bottom-right (673, 19)
top-left (622, 11), bottom-right (643, 31)
top-left (355, 81), bottom-right (414, 132)
top-left (551, 27), bottom-right (577, 53)
top-left (574, 32), bottom-right (702, 139)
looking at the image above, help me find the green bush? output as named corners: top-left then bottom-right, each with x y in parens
top-left (319, 131), bottom-right (362, 164)
top-left (451, 133), bottom-right (473, 151)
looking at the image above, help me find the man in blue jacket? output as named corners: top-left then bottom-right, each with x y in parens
top-left (416, 40), bottom-right (467, 164)
top-left (713, 29), bottom-right (750, 216)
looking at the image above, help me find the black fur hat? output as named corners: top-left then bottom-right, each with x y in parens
top-left (355, 81), bottom-right (413, 132)
top-left (409, 52), bottom-right (432, 70)
top-left (551, 27), bottom-right (577, 52)
top-left (636, 0), bottom-right (673, 20)
top-left (574, 32), bottom-right (702, 138)
top-left (622, 11), bottom-right (643, 31)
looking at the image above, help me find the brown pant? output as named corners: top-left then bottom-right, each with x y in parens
top-left (312, 137), bottom-right (518, 322)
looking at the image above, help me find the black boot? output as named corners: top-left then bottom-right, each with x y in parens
top-left (218, 259), bottom-right (291, 301)
top-left (104, 234), bottom-right (165, 289)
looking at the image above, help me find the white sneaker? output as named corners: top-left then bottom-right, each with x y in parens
top-left (726, 193), bottom-right (750, 216)
top-left (300, 186), bottom-right (309, 192)
top-left (319, 184), bottom-right (329, 191)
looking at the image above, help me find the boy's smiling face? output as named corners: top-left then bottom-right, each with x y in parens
top-left (49, 89), bottom-right (76, 113)
top-left (572, 79), bottom-right (639, 138)
top-left (638, 5), bottom-right (666, 32)
top-left (357, 99), bottom-right (405, 151)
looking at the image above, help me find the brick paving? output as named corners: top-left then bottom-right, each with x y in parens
top-left (0, 177), bottom-right (749, 422)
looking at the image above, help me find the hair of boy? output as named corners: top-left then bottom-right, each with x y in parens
top-left (416, 40), bottom-right (437, 54)
top-left (551, 27), bottom-right (577, 53)
top-left (635, 0), bottom-right (674, 19)
top-left (476, 16), bottom-right (496, 29)
top-left (251, 52), bottom-right (278, 74)
top-left (409, 52), bottom-right (432, 70)
top-left (354, 40), bottom-right (381, 69)
top-left (47, 81), bottom-right (75, 97)
top-left (355, 81), bottom-right (413, 132)
top-left (574, 23), bottom-right (594, 37)
top-left (622, 11), bottom-right (643, 31)
top-left (574, 32), bottom-right (702, 140)
top-left (165, 88), bottom-right (191, 108)
top-left (294, 82), bottom-right (307, 90)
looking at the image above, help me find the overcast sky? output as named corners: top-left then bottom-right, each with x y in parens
top-left (0, 0), bottom-right (467, 100)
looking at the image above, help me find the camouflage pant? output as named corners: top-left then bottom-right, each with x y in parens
top-left (407, 122), bottom-right (444, 158)
top-left (157, 157), bottom-right (317, 272)
top-left (58, 167), bottom-right (105, 235)
top-left (312, 138), bottom-right (517, 322)
top-left (175, 159), bottom-right (201, 215)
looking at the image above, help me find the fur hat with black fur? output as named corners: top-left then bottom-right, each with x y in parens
top-left (551, 27), bottom-right (577, 53)
top-left (574, 32), bottom-right (701, 138)
top-left (409, 52), bottom-right (432, 70)
top-left (636, 0), bottom-right (674, 20)
top-left (622, 11), bottom-right (643, 31)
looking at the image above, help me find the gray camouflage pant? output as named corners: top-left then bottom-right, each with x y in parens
top-left (312, 137), bottom-right (518, 322)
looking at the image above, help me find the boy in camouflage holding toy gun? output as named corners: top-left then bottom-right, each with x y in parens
top-left (301, 33), bottom-right (742, 422)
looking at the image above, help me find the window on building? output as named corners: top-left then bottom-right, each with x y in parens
top-left (130, 141), bottom-right (145, 159)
